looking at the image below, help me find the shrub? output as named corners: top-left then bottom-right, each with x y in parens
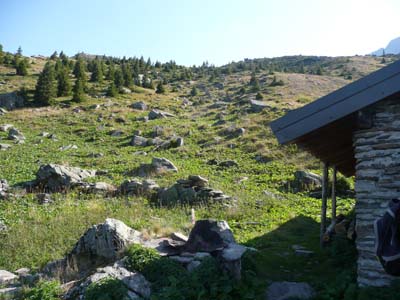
top-left (84, 277), bottom-right (128, 300)
top-left (125, 243), bottom-right (160, 273)
top-left (255, 92), bottom-right (264, 100)
top-left (24, 280), bottom-right (61, 300)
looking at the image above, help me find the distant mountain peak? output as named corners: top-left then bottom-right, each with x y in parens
top-left (371, 36), bottom-right (400, 56)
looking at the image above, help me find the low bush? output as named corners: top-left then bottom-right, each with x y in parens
top-left (84, 277), bottom-right (128, 300)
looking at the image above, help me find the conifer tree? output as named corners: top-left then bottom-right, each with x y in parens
top-left (50, 51), bottom-right (58, 60)
top-left (72, 78), bottom-right (86, 103)
top-left (90, 60), bottom-right (103, 83)
top-left (34, 62), bottom-right (57, 105)
top-left (106, 62), bottom-right (115, 81)
top-left (15, 58), bottom-right (29, 76)
top-left (121, 63), bottom-right (133, 87)
top-left (114, 68), bottom-right (124, 88)
top-left (57, 67), bottom-right (72, 97)
top-left (16, 46), bottom-right (22, 57)
top-left (156, 82), bottom-right (166, 94)
top-left (190, 86), bottom-right (198, 96)
top-left (73, 58), bottom-right (87, 81)
top-left (0, 44), bottom-right (4, 65)
top-left (107, 82), bottom-right (118, 97)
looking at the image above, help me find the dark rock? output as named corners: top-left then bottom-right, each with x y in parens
top-left (148, 109), bottom-right (175, 120)
top-left (8, 128), bottom-right (25, 142)
top-left (286, 170), bottom-right (322, 193)
top-left (131, 101), bottom-right (147, 110)
top-left (266, 281), bottom-right (315, 300)
top-left (110, 130), bottom-right (124, 137)
top-left (184, 220), bottom-right (235, 252)
top-left (0, 92), bottom-right (24, 110)
top-left (130, 135), bottom-right (148, 146)
top-left (36, 193), bottom-right (52, 204)
top-left (138, 157), bottom-right (178, 177)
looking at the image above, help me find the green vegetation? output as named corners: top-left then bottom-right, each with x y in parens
top-left (23, 280), bottom-right (61, 300)
top-left (84, 277), bottom-right (128, 300)
top-left (0, 48), bottom-right (399, 299)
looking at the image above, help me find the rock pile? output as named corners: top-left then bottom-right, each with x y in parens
top-left (119, 178), bottom-right (159, 196)
top-left (158, 175), bottom-right (231, 206)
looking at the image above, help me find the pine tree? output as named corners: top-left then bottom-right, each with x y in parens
top-left (107, 82), bottom-right (118, 97)
top-left (121, 63), bottom-right (132, 87)
top-left (34, 62), bottom-right (57, 105)
top-left (72, 78), bottom-right (86, 103)
top-left (190, 86), bottom-right (198, 96)
top-left (50, 51), bottom-right (58, 60)
top-left (249, 73), bottom-right (260, 92)
top-left (73, 58), bottom-right (87, 81)
top-left (114, 68), bottom-right (124, 88)
top-left (90, 60), bottom-right (103, 83)
top-left (155, 82), bottom-right (166, 94)
top-left (0, 44), bottom-right (4, 65)
top-left (16, 46), bottom-right (22, 57)
top-left (15, 58), bottom-right (29, 76)
top-left (106, 62), bottom-right (115, 81)
top-left (57, 67), bottom-right (72, 97)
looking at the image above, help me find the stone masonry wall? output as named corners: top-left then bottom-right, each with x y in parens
top-left (354, 98), bottom-right (400, 286)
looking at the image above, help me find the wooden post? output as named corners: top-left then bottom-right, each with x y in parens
top-left (331, 165), bottom-right (337, 224)
top-left (320, 162), bottom-right (329, 247)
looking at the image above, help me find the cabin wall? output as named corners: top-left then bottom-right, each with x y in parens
top-left (354, 99), bottom-right (400, 286)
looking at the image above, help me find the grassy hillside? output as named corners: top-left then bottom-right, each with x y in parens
top-left (0, 52), bottom-right (398, 299)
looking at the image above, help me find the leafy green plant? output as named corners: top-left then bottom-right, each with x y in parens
top-left (85, 277), bottom-right (128, 300)
top-left (125, 243), bottom-right (161, 273)
top-left (24, 280), bottom-right (61, 300)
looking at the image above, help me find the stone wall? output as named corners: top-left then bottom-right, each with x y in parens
top-left (354, 98), bottom-right (400, 286)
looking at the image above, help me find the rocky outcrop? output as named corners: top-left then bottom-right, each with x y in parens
top-left (137, 157), bottom-right (178, 177)
top-left (43, 218), bottom-right (142, 282)
top-left (35, 164), bottom-right (96, 191)
top-left (158, 175), bottom-right (231, 206)
top-left (0, 92), bottom-right (24, 110)
top-left (285, 170), bottom-right (322, 193)
top-left (131, 101), bottom-right (148, 111)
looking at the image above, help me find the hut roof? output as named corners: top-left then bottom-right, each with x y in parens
top-left (270, 60), bottom-right (400, 176)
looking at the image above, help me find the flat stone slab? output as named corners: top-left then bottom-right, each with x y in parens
top-left (266, 281), bottom-right (315, 300)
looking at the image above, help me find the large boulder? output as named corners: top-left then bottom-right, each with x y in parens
top-left (131, 135), bottom-right (149, 146)
top-left (138, 157), bottom-right (178, 177)
top-left (184, 220), bottom-right (235, 253)
top-left (266, 281), bottom-right (315, 300)
top-left (43, 219), bottom-right (142, 282)
top-left (131, 101), bottom-right (147, 111)
top-left (66, 260), bottom-right (151, 300)
top-left (35, 164), bottom-right (96, 191)
top-left (0, 270), bottom-right (18, 285)
top-left (287, 170), bottom-right (322, 193)
top-left (0, 92), bottom-right (24, 110)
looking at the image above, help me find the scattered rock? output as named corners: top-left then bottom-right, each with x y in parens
top-left (131, 135), bottom-right (148, 146)
top-left (170, 232), bottom-right (189, 243)
top-left (224, 125), bottom-right (245, 137)
top-left (120, 87), bottom-right (132, 94)
top-left (0, 107), bottom-right (7, 115)
top-left (285, 170), bottom-right (322, 193)
top-left (0, 220), bottom-right (7, 231)
top-left (153, 136), bottom-right (184, 151)
top-left (0, 287), bottom-right (21, 298)
top-left (36, 193), bottom-right (52, 204)
top-left (138, 157), bottom-right (178, 177)
top-left (131, 101), bottom-right (147, 110)
top-left (0, 143), bottom-right (11, 150)
top-left (0, 270), bottom-right (18, 285)
top-left (8, 128), bottom-right (25, 142)
top-left (250, 99), bottom-right (271, 112)
top-left (0, 124), bottom-right (13, 132)
top-left (35, 164), bottom-right (96, 192)
top-left (0, 92), bottom-right (24, 110)
top-left (110, 130), bottom-right (124, 137)
top-left (158, 175), bottom-right (231, 206)
top-left (83, 182), bottom-right (117, 195)
top-left (266, 281), bottom-right (315, 300)
top-left (148, 109), bottom-right (175, 120)
top-left (59, 144), bottom-right (78, 151)
top-left (119, 178), bottom-right (160, 196)
top-left (0, 179), bottom-right (9, 199)
top-left (43, 218), bottom-right (142, 282)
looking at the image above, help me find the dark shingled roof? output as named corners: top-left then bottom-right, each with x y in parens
top-left (270, 59), bottom-right (400, 176)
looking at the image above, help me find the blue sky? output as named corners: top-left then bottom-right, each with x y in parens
top-left (1, 0), bottom-right (399, 66)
